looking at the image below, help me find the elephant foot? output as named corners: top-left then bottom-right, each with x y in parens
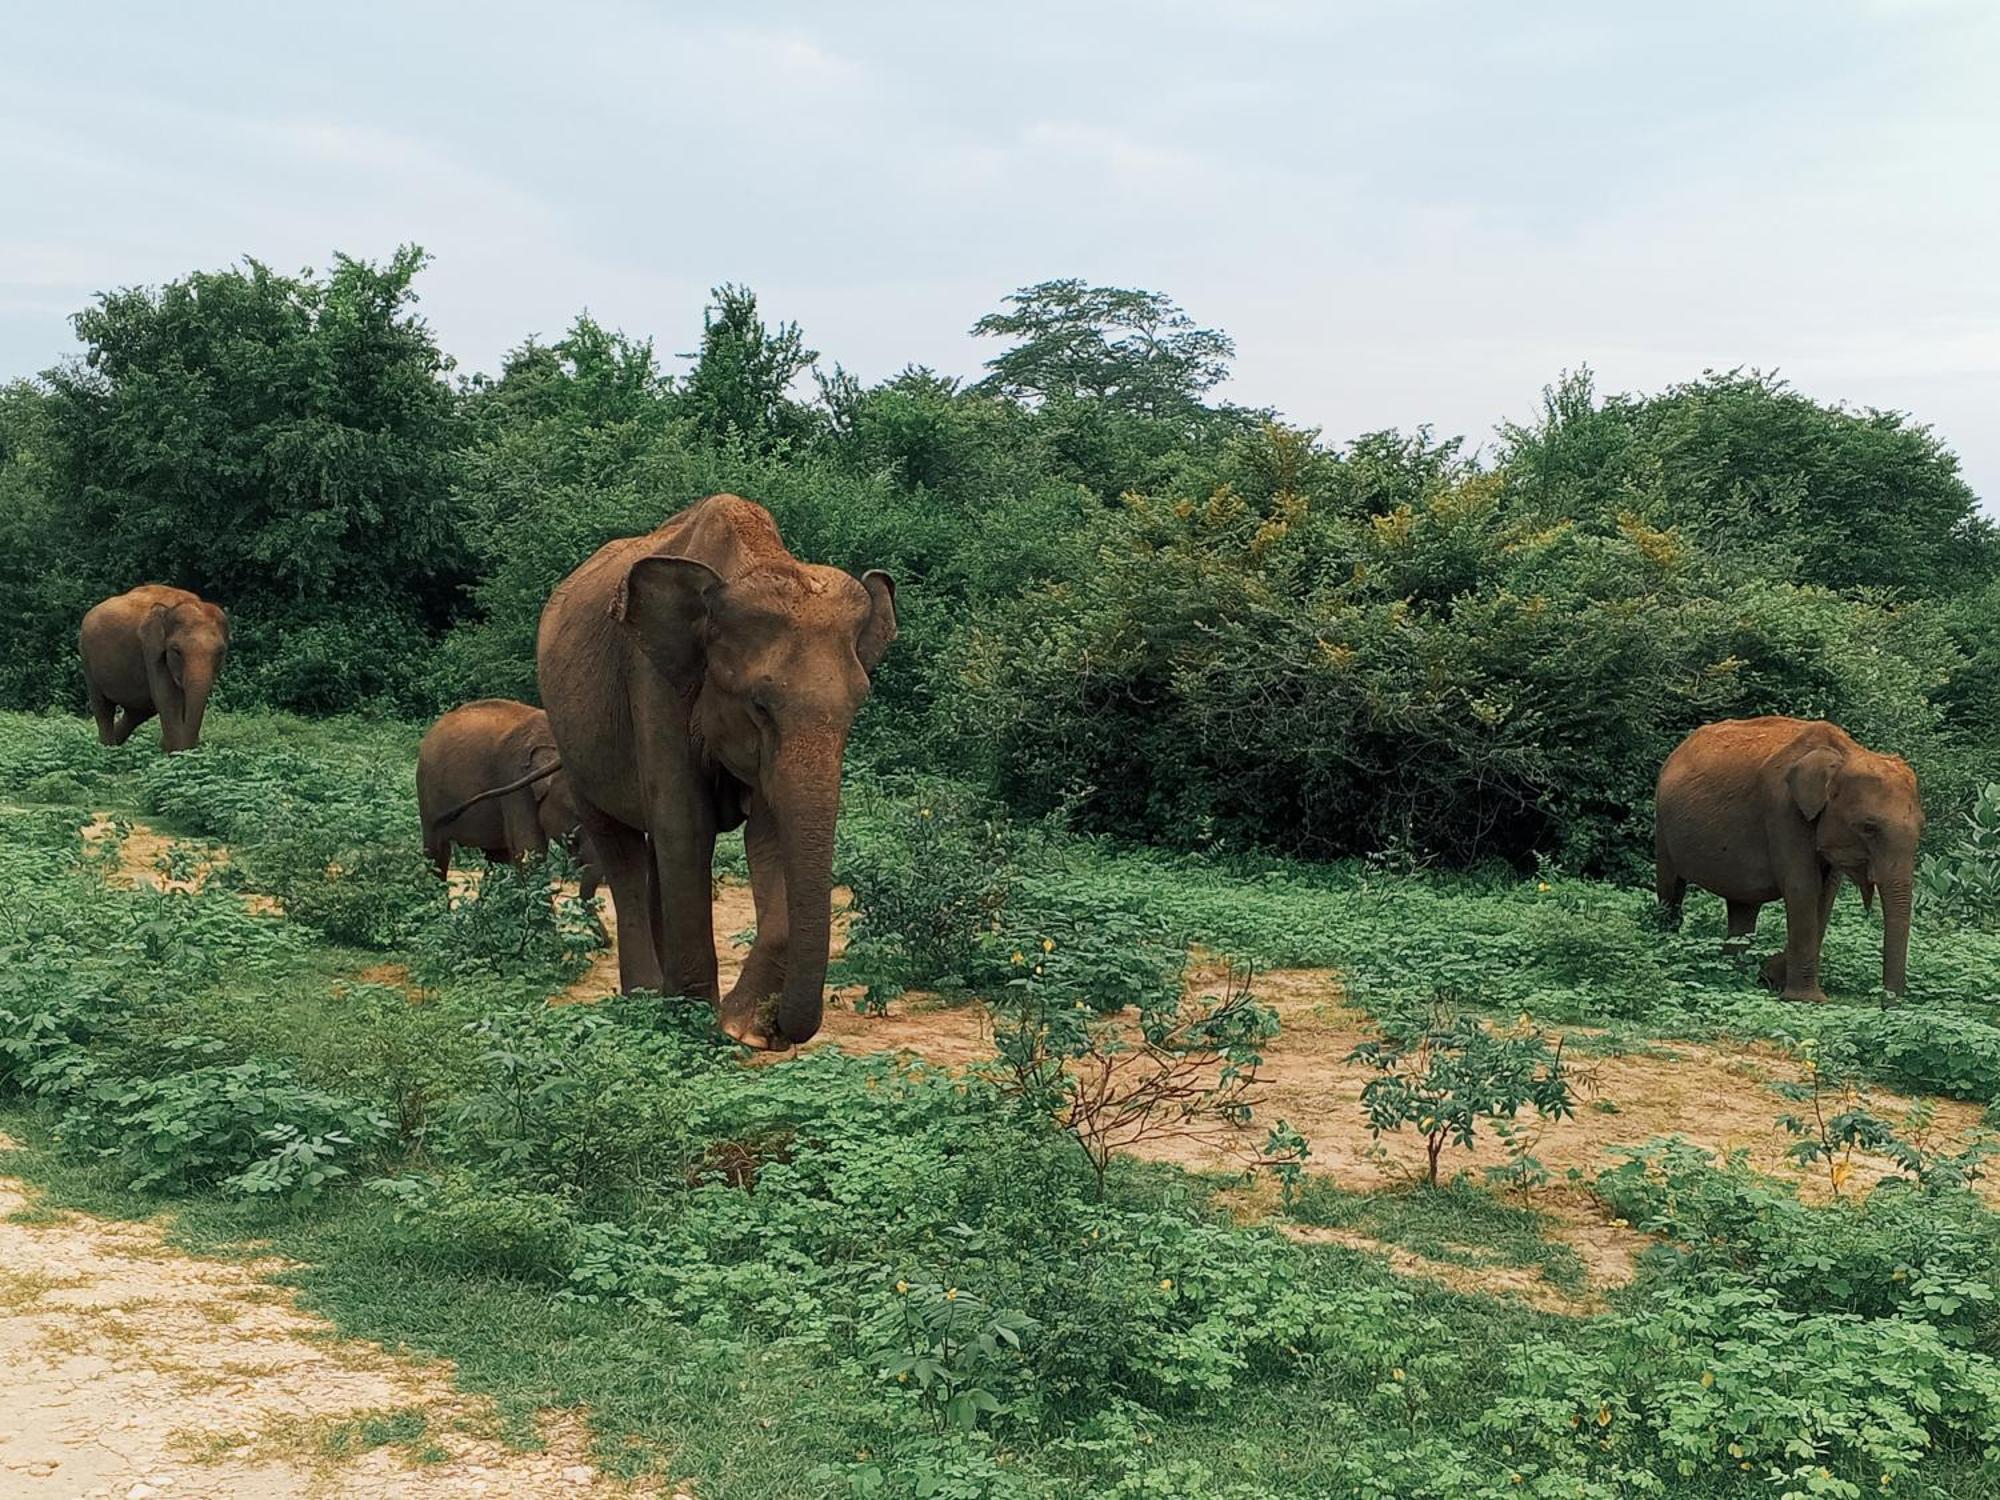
top-left (1758, 953), bottom-right (1788, 990)
top-left (1782, 985), bottom-right (1831, 1005)
top-left (719, 992), bottom-right (790, 1052)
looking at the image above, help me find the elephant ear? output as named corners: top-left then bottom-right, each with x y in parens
top-left (856, 569), bottom-right (898, 673)
top-left (138, 603), bottom-right (171, 662)
top-left (616, 555), bottom-right (723, 690)
top-left (1788, 748), bottom-right (1845, 822)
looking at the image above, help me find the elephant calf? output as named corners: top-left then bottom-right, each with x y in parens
top-left (1655, 716), bottom-right (1922, 1001)
top-left (417, 699), bottom-right (600, 898)
top-left (79, 585), bottom-right (229, 753)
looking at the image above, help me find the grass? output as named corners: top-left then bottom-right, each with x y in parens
top-left (3, 709), bottom-right (2000, 1497)
top-left (1286, 1178), bottom-right (1589, 1292)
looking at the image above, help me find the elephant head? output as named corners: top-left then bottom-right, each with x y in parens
top-left (1790, 746), bottom-right (1924, 993)
top-left (140, 598), bottom-right (228, 752)
top-left (622, 554), bottom-right (896, 1045)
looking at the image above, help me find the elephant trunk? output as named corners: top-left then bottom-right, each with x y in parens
top-left (773, 759), bottom-right (843, 1046)
top-left (1878, 871), bottom-right (1913, 996)
top-left (166, 658), bottom-right (218, 752)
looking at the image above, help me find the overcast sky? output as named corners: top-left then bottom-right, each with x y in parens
top-left (4, 1), bottom-right (1995, 508)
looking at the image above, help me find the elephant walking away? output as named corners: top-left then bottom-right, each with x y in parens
top-left (1656, 716), bottom-right (1923, 1002)
top-left (79, 585), bottom-right (229, 753)
top-left (537, 493), bottom-right (897, 1049)
top-left (417, 699), bottom-right (601, 898)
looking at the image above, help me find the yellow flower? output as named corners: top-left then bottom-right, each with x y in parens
top-left (945, 1288), bottom-right (958, 1301)
top-left (1728, 1444), bottom-right (1743, 1458)
top-left (895, 1280), bottom-right (909, 1295)
top-left (1391, 1368), bottom-right (1405, 1383)
top-left (1042, 936), bottom-right (1056, 953)
top-left (896, 1372), bottom-right (909, 1383)
top-left (1159, 1278), bottom-right (1174, 1292)
top-left (1610, 1218), bottom-right (1629, 1229)
top-left (1699, 1371), bottom-right (1714, 1388)
top-left (1419, 1116), bottom-right (1435, 1132)
top-left (1033, 964), bottom-right (1044, 975)
top-left (1537, 881), bottom-right (1551, 893)
top-left (1596, 1405), bottom-right (1612, 1427)
top-left (919, 807), bottom-right (933, 819)
top-left (1510, 1476), bottom-right (1523, 1487)
top-left (1011, 951), bottom-right (1025, 966)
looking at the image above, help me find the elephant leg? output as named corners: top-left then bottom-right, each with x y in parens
top-left (1654, 848), bottom-right (1685, 930)
top-left (1723, 900), bottom-right (1759, 954)
top-left (88, 685), bottom-right (119, 746)
top-left (110, 702), bottom-right (155, 746)
top-left (582, 809), bottom-right (665, 994)
top-left (1777, 874), bottom-right (1831, 1004)
top-left (722, 800), bottom-right (789, 1046)
top-left (648, 803), bottom-right (720, 1005)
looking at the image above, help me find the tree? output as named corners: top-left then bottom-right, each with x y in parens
top-left (41, 245), bottom-right (466, 709)
top-left (1499, 368), bottom-right (1996, 598)
top-left (676, 283), bottom-right (818, 451)
top-left (970, 279), bottom-right (1235, 416)
top-left (462, 313), bottom-right (671, 437)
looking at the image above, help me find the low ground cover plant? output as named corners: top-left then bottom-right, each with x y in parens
top-left (4, 714), bottom-right (2000, 1497)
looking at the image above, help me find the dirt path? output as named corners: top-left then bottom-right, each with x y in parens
top-left (0, 1137), bottom-right (662, 1500)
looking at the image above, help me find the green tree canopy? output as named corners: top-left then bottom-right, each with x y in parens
top-left (40, 246), bottom-right (466, 708)
top-left (1500, 368), bottom-right (1996, 596)
top-left (970, 279), bottom-right (1235, 416)
top-left (676, 283), bottom-right (818, 451)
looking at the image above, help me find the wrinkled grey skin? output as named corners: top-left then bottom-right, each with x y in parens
top-left (417, 699), bottom-right (600, 897)
top-left (80, 584), bottom-right (229, 753)
top-left (536, 494), bottom-right (896, 1049)
top-left (1656, 716), bottom-right (1923, 1002)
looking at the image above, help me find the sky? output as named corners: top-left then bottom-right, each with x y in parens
top-left (4, 1), bottom-right (1996, 508)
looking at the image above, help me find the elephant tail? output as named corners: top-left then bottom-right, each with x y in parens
top-left (432, 760), bottom-right (563, 829)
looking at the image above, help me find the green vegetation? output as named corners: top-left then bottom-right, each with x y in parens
top-left (2, 250), bottom-right (1993, 878)
top-left (2, 248), bottom-right (1998, 1496)
top-left (3, 713), bottom-right (2000, 1498)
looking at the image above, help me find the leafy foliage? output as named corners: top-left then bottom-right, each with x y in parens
top-left (1349, 1001), bottom-right (1577, 1186)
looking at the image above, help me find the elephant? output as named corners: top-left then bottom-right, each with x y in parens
top-left (1655, 716), bottom-right (1923, 1002)
top-left (536, 493), bottom-right (896, 1049)
top-left (79, 585), bottom-right (229, 753)
top-left (416, 699), bottom-right (600, 898)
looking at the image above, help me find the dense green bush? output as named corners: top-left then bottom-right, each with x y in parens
top-left (7, 252), bottom-right (1987, 873)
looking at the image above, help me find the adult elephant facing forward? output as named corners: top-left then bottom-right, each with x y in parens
top-left (538, 494), bottom-right (896, 1049)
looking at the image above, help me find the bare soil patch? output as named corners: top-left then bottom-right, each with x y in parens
top-left (80, 816), bottom-right (283, 917)
top-left (0, 1138), bottom-right (661, 1499)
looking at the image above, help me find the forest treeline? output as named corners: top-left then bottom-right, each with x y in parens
top-left (1, 246), bottom-right (1993, 872)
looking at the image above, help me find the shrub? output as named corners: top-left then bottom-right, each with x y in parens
top-left (1925, 782), bottom-right (2000, 928)
top-left (1348, 1001), bottom-right (1576, 1186)
top-left (836, 784), bottom-right (1015, 1002)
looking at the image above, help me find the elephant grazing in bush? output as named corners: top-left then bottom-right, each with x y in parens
top-left (417, 699), bottom-right (599, 897)
top-left (79, 585), bottom-right (229, 753)
top-left (1655, 717), bottom-right (1923, 1002)
top-left (536, 493), bottom-right (897, 1049)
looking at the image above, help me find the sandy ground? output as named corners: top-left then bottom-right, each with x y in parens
top-left (0, 1138), bottom-right (673, 1500)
